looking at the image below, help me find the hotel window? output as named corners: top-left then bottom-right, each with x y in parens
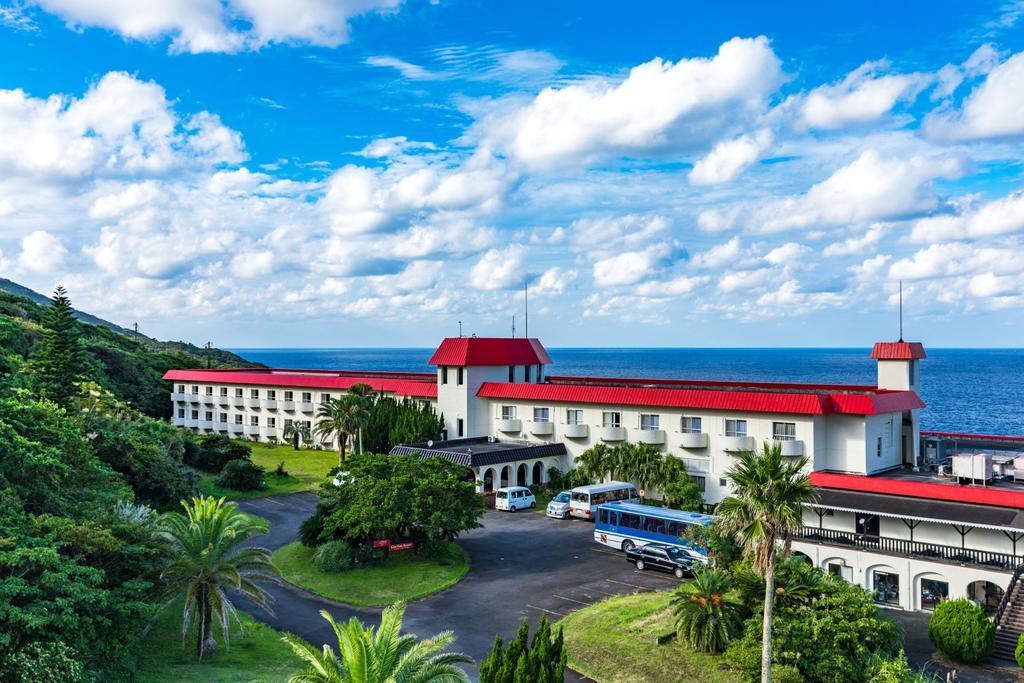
top-left (250, 389), bottom-right (259, 399)
top-left (205, 386), bottom-right (213, 396)
top-left (303, 420), bottom-right (312, 429)
top-left (876, 437), bottom-right (883, 458)
top-left (191, 410), bottom-right (199, 420)
top-left (602, 411), bottom-right (621, 429)
top-left (920, 578), bottom-right (948, 611)
top-left (639, 414), bottom-right (660, 431)
top-left (772, 422), bottom-right (796, 441)
top-left (884, 417), bottom-right (893, 447)
top-left (205, 411), bottom-right (213, 421)
top-left (525, 366), bottom-right (532, 383)
top-left (320, 393), bottom-right (330, 403)
top-left (692, 476), bottom-right (706, 492)
top-left (235, 388), bottom-right (243, 397)
top-left (873, 571), bottom-right (899, 606)
top-left (267, 390), bottom-right (276, 400)
top-left (534, 407), bottom-right (550, 423)
top-left (267, 417), bottom-right (276, 429)
top-left (220, 387), bottom-right (228, 397)
top-left (508, 366), bottom-right (515, 382)
top-left (191, 385), bottom-right (199, 394)
top-left (235, 414), bottom-right (243, 425)
top-left (441, 367), bottom-right (448, 384)
top-left (284, 391), bottom-right (293, 401)
top-left (302, 392), bottom-right (312, 403)
top-left (457, 418), bottom-right (464, 437)
top-left (681, 417), bottom-right (702, 434)
top-left (725, 419), bottom-right (747, 437)
top-left (219, 413), bottom-right (227, 423)
top-left (284, 419), bottom-right (293, 429)
top-left (536, 365), bottom-right (543, 383)
top-left (501, 405), bottom-right (517, 420)
top-left (457, 367), bottom-right (464, 385)
top-left (566, 409), bottom-right (583, 425)
top-left (250, 415), bottom-right (259, 426)
top-left (177, 408), bottom-right (185, 418)
top-left (177, 384), bottom-right (185, 393)
top-left (719, 477), bottom-right (727, 487)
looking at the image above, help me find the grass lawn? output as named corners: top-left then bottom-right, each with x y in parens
top-left (558, 591), bottom-right (739, 683)
top-left (136, 599), bottom-right (305, 683)
top-left (198, 443), bottom-right (339, 500)
top-left (273, 541), bottom-right (469, 607)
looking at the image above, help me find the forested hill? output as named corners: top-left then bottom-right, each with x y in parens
top-left (0, 287), bottom-right (261, 418)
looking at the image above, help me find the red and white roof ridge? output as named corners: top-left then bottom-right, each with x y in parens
top-left (428, 337), bottom-right (551, 367)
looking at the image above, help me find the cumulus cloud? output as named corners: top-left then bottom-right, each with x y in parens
top-left (471, 36), bottom-right (783, 169)
top-left (823, 223), bottom-right (888, 256)
top-left (691, 237), bottom-right (742, 269)
top-left (798, 60), bottom-right (929, 129)
top-left (18, 230), bottom-right (68, 274)
top-left (909, 190), bottom-right (1024, 242)
top-left (764, 242), bottom-right (810, 265)
top-left (593, 249), bottom-right (666, 287)
top-left (569, 214), bottom-right (670, 256)
top-left (532, 266), bottom-right (577, 296)
top-left (469, 245), bottom-right (526, 290)
top-left (688, 129), bottom-right (771, 186)
top-left (924, 49), bottom-right (1024, 139)
top-left (26, 0), bottom-right (402, 53)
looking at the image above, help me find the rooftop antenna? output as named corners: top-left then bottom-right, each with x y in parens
top-left (898, 280), bottom-right (904, 342)
top-left (511, 314), bottom-right (515, 338)
top-left (458, 320), bottom-right (462, 337)
top-left (524, 281), bottom-right (529, 339)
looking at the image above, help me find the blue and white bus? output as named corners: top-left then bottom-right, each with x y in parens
top-left (594, 501), bottom-right (713, 564)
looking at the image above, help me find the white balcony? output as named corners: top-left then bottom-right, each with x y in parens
top-left (217, 395), bottom-right (230, 406)
top-left (681, 457), bottom-right (711, 474)
top-left (260, 427), bottom-right (278, 438)
top-left (637, 429), bottom-right (666, 445)
top-left (213, 421), bottom-right (229, 432)
top-left (244, 424), bottom-right (260, 436)
top-left (563, 423), bottom-right (589, 439)
top-left (198, 420), bottom-right (214, 430)
top-left (202, 394), bottom-right (216, 405)
top-left (281, 400), bottom-right (295, 411)
top-left (246, 398), bottom-right (261, 408)
top-left (231, 396), bottom-right (245, 407)
top-left (776, 439), bottom-right (805, 456)
top-left (188, 394), bottom-right (201, 403)
top-left (299, 402), bottom-right (314, 413)
top-left (228, 422), bottom-right (244, 434)
top-left (721, 435), bottom-right (756, 452)
top-left (170, 392), bottom-right (187, 402)
top-left (496, 418), bottom-right (522, 433)
top-left (262, 399), bottom-right (279, 410)
top-left (598, 426), bottom-right (626, 442)
top-left (528, 420), bottom-right (554, 436)
top-left (679, 432), bottom-right (709, 449)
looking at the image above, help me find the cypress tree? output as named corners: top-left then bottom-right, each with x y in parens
top-left (480, 618), bottom-right (566, 683)
top-left (35, 285), bottom-right (84, 408)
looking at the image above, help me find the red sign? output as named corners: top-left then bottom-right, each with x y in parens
top-left (372, 540), bottom-right (390, 549)
top-left (390, 542), bottom-right (415, 552)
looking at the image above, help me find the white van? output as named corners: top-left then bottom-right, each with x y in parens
top-left (495, 486), bottom-right (536, 512)
top-left (569, 481), bottom-right (639, 520)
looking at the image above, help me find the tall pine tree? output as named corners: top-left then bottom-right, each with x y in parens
top-left (479, 616), bottom-right (566, 683)
top-left (35, 286), bottom-right (85, 408)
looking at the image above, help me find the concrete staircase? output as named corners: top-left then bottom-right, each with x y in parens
top-left (993, 567), bottom-right (1024, 661)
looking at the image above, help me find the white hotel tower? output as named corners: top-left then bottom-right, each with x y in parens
top-left (166, 337), bottom-right (1024, 656)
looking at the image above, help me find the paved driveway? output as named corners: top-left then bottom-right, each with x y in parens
top-left (236, 493), bottom-right (683, 681)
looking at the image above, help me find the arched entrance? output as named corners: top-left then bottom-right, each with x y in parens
top-left (482, 468), bottom-right (494, 493)
top-left (791, 551), bottom-right (811, 565)
top-left (517, 463), bottom-right (528, 486)
top-left (500, 465), bottom-right (511, 488)
top-left (532, 461), bottom-right (543, 486)
top-left (967, 580), bottom-right (1005, 616)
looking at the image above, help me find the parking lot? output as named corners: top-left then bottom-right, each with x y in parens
top-left (238, 493), bottom-right (684, 681)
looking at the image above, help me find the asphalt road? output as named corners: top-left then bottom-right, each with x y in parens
top-left (236, 493), bottom-right (684, 681)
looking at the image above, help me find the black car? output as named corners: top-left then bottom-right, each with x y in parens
top-left (625, 543), bottom-right (697, 579)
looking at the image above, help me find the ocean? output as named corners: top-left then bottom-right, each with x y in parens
top-left (229, 347), bottom-right (1024, 437)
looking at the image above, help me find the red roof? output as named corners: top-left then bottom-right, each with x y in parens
top-left (871, 342), bottom-right (927, 360)
top-left (476, 382), bottom-right (924, 416)
top-left (162, 369), bottom-right (437, 399)
top-left (810, 471), bottom-right (1024, 510)
top-left (428, 337), bottom-right (551, 366)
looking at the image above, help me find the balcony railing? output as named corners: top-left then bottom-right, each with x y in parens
top-left (795, 526), bottom-right (1022, 572)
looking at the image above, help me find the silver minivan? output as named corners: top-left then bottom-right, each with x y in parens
top-left (495, 486), bottom-right (536, 512)
top-left (546, 491), bottom-right (572, 519)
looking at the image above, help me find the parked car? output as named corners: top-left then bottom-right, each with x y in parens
top-left (546, 491), bottom-right (572, 519)
top-left (625, 543), bottom-right (696, 579)
top-left (495, 486), bottom-right (536, 512)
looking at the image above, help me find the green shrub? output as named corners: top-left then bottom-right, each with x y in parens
top-left (0, 641), bottom-right (85, 683)
top-left (1016, 632), bottom-right (1024, 668)
top-left (274, 461), bottom-right (289, 477)
top-left (868, 650), bottom-right (940, 682)
top-left (927, 598), bottom-right (993, 663)
top-left (774, 664), bottom-right (803, 683)
top-left (671, 568), bottom-right (742, 653)
top-left (313, 540), bottom-right (356, 573)
top-left (187, 434), bottom-right (251, 472)
top-left (215, 458), bottom-right (266, 491)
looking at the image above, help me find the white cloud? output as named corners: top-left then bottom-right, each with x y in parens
top-left (688, 129), bottom-right (771, 186)
top-left (357, 136), bottom-right (436, 159)
top-left (634, 274), bottom-right (707, 297)
top-left (799, 60), bottom-right (929, 129)
top-left (469, 245), bottom-right (526, 290)
top-left (18, 230), bottom-right (67, 274)
top-left (823, 223), bottom-right (887, 256)
top-left (532, 266), bottom-right (577, 296)
top-left (230, 250), bottom-right (274, 278)
top-left (364, 56), bottom-right (436, 80)
top-left (472, 36), bottom-right (783, 169)
top-left (718, 267), bottom-right (775, 293)
top-left (592, 249), bottom-right (662, 287)
top-left (763, 242), bottom-right (810, 265)
top-left (691, 237), bottom-right (742, 269)
top-left (28, 0), bottom-right (402, 53)
top-left (909, 190), bottom-right (1024, 242)
top-left (924, 49), bottom-right (1024, 139)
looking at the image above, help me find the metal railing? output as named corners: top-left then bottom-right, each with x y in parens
top-left (794, 526), bottom-right (1022, 571)
top-left (995, 565), bottom-right (1024, 629)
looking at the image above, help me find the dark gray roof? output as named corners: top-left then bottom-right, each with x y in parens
top-left (390, 437), bottom-right (566, 468)
top-left (810, 488), bottom-right (1024, 531)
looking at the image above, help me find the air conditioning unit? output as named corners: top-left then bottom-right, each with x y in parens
top-left (487, 435), bottom-right (496, 443)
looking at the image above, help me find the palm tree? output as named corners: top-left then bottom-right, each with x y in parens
top-left (157, 496), bottom-right (280, 659)
top-left (282, 602), bottom-right (472, 683)
top-left (315, 395), bottom-right (370, 466)
top-left (616, 443), bottom-right (665, 499)
top-left (716, 442), bottom-right (815, 683)
top-left (576, 443), bottom-right (614, 483)
top-left (671, 567), bottom-right (742, 653)
top-left (283, 421), bottom-right (311, 450)
top-left (346, 383), bottom-right (375, 455)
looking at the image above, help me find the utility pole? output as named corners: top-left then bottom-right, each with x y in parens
top-left (512, 314), bottom-right (515, 338)
top-left (458, 320), bottom-right (463, 337)
top-left (204, 341), bottom-right (213, 369)
top-left (524, 281), bottom-right (528, 338)
top-left (898, 280), bottom-right (903, 342)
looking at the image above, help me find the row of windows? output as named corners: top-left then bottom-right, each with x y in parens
top-left (437, 365), bottom-right (545, 386)
top-left (498, 405), bottom-right (797, 440)
top-left (177, 384), bottom-right (331, 403)
top-left (178, 409), bottom-right (312, 430)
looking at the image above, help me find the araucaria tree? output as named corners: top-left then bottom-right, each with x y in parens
top-left (157, 496), bottom-right (280, 658)
top-left (35, 285), bottom-right (85, 408)
top-left (716, 442), bottom-right (815, 683)
top-left (315, 394), bottom-right (370, 466)
top-left (479, 616), bottom-right (567, 683)
top-left (282, 602), bottom-right (471, 683)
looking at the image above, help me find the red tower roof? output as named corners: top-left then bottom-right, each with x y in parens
top-left (871, 341), bottom-right (927, 360)
top-left (428, 337), bottom-right (551, 366)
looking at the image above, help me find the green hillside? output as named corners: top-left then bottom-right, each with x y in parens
top-left (0, 286), bottom-right (261, 418)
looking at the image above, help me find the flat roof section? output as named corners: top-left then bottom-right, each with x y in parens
top-left (810, 471), bottom-right (1024, 510)
top-left (390, 437), bottom-right (567, 468)
top-left (810, 488), bottom-right (1024, 531)
top-left (163, 369), bottom-right (437, 398)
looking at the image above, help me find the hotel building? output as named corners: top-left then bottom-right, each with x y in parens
top-left (165, 337), bottom-right (1024, 655)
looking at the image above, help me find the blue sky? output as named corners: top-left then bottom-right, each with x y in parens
top-left (1, 1), bottom-right (1023, 348)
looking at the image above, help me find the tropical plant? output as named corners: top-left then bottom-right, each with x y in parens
top-left (1016, 631), bottom-right (1024, 669)
top-left (479, 616), bottom-right (566, 683)
top-left (283, 420), bottom-right (312, 450)
top-left (34, 285), bottom-right (85, 408)
top-left (575, 443), bottom-right (614, 483)
top-left (927, 598), bottom-right (994, 664)
top-left (346, 383), bottom-right (375, 454)
top-left (215, 458), bottom-right (266, 491)
top-left (716, 441), bottom-right (815, 683)
top-left (613, 443), bottom-right (665, 497)
top-left (315, 395), bottom-right (371, 466)
top-left (156, 496), bottom-right (280, 658)
top-left (671, 567), bottom-right (742, 653)
top-left (733, 555), bottom-right (829, 611)
top-left (282, 602), bottom-right (472, 683)
top-left (662, 460), bottom-right (705, 511)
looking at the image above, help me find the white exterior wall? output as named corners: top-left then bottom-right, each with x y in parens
top-left (820, 414), bottom-right (869, 473)
top-left (865, 413), bottom-right (902, 473)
